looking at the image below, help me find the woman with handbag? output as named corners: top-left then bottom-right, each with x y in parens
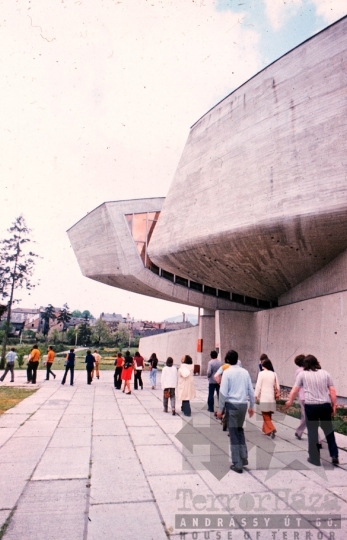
top-left (177, 355), bottom-right (196, 417)
top-left (255, 358), bottom-right (279, 438)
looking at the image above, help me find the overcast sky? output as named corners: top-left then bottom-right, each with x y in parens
top-left (1, 0), bottom-right (345, 321)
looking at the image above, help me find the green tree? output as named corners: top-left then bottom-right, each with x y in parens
top-left (50, 328), bottom-right (61, 344)
top-left (57, 303), bottom-right (72, 341)
top-left (71, 310), bottom-right (82, 318)
top-left (41, 304), bottom-right (56, 338)
top-left (113, 323), bottom-right (130, 348)
top-left (77, 313), bottom-right (92, 346)
top-left (92, 319), bottom-right (112, 346)
top-left (66, 327), bottom-right (77, 345)
top-left (0, 216), bottom-right (38, 368)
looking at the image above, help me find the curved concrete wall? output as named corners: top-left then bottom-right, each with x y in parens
top-left (149, 17), bottom-right (347, 301)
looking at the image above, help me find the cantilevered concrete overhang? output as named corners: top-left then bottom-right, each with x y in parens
top-left (67, 198), bottom-right (265, 312)
top-left (148, 16), bottom-right (347, 302)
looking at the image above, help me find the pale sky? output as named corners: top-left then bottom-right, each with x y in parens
top-left (1, 0), bottom-right (346, 321)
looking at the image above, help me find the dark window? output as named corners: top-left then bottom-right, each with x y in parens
top-left (245, 296), bottom-right (258, 307)
top-left (149, 262), bottom-right (160, 275)
top-left (162, 270), bottom-right (174, 282)
top-left (204, 285), bottom-right (217, 296)
top-left (217, 290), bottom-right (230, 300)
top-left (232, 293), bottom-right (244, 304)
top-left (175, 275), bottom-right (188, 287)
top-left (190, 281), bottom-right (203, 292)
top-left (258, 299), bottom-right (271, 309)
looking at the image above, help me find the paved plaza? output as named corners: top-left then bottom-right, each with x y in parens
top-left (0, 370), bottom-right (346, 539)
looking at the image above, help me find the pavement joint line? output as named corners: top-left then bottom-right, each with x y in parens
top-left (114, 386), bottom-right (172, 539)
top-left (0, 382), bottom-right (78, 536)
top-left (142, 385), bottom-right (342, 540)
top-left (83, 384), bottom-right (96, 540)
top-left (90, 499), bottom-right (156, 506)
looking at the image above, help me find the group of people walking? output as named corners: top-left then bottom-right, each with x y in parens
top-left (112, 351), bottom-right (197, 416)
top-left (206, 348), bottom-right (339, 473)
top-left (0, 342), bottom-right (340, 472)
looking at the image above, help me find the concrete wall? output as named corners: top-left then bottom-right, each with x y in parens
top-left (216, 291), bottom-right (347, 396)
top-left (216, 310), bottom-right (259, 383)
top-left (255, 291), bottom-right (347, 397)
top-left (139, 326), bottom-right (199, 365)
top-left (149, 17), bottom-right (347, 301)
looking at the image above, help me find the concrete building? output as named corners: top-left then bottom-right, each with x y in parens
top-left (68, 16), bottom-right (347, 396)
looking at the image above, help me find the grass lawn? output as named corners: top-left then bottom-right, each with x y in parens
top-left (276, 399), bottom-right (347, 436)
top-left (0, 387), bottom-right (37, 415)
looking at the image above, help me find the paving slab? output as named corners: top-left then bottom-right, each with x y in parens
top-left (88, 502), bottom-right (168, 540)
top-left (0, 436), bottom-right (50, 463)
top-left (90, 458), bottom-right (152, 504)
top-left (92, 418), bottom-right (127, 436)
top-left (3, 479), bottom-right (87, 540)
top-left (137, 443), bottom-right (194, 476)
top-left (12, 420), bottom-right (58, 438)
top-left (0, 370), bottom-right (346, 539)
top-left (127, 425), bottom-right (172, 446)
top-left (0, 428), bottom-right (17, 448)
top-left (32, 445), bottom-right (91, 480)
top-left (0, 414), bottom-right (31, 428)
top-left (48, 426), bottom-right (91, 447)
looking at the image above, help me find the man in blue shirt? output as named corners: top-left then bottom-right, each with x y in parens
top-left (217, 350), bottom-right (255, 474)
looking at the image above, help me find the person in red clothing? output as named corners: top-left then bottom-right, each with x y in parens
top-left (121, 351), bottom-right (134, 394)
top-left (133, 351), bottom-right (144, 390)
top-left (114, 352), bottom-right (124, 389)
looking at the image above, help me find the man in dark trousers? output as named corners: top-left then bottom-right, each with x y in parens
top-left (217, 350), bottom-right (255, 474)
top-left (85, 350), bottom-right (95, 385)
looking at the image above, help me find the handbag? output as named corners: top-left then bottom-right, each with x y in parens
top-left (274, 375), bottom-right (280, 400)
top-left (164, 389), bottom-right (170, 399)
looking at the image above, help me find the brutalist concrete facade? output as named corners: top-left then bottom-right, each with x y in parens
top-left (69, 16), bottom-right (347, 395)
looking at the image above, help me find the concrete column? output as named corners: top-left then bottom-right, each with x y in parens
top-left (197, 309), bottom-right (215, 376)
top-left (216, 310), bottom-right (258, 382)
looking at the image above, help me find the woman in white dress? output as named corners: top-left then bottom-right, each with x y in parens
top-left (177, 355), bottom-right (196, 417)
top-left (255, 358), bottom-right (280, 438)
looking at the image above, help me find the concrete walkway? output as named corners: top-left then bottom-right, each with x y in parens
top-left (0, 370), bottom-right (346, 539)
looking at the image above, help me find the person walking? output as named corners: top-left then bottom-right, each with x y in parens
top-left (85, 350), bottom-right (95, 384)
top-left (148, 352), bottom-right (158, 389)
top-left (45, 346), bottom-right (56, 380)
top-left (254, 358), bottom-right (279, 439)
top-left (177, 355), bottom-right (196, 417)
top-left (114, 352), bottom-right (124, 389)
top-left (217, 350), bottom-right (255, 474)
top-left (133, 351), bottom-right (144, 390)
top-left (207, 351), bottom-right (222, 413)
top-left (29, 344), bottom-right (41, 384)
top-left (121, 351), bottom-right (134, 394)
top-left (61, 349), bottom-right (75, 386)
top-left (92, 349), bottom-right (101, 379)
top-left (161, 357), bottom-right (178, 415)
top-left (0, 348), bottom-right (17, 383)
top-left (26, 347), bottom-right (34, 383)
top-left (293, 354), bottom-right (307, 440)
top-left (286, 354), bottom-right (339, 467)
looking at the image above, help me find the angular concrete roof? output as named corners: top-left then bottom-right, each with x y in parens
top-left (67, 198), bottom-right (260, 311)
